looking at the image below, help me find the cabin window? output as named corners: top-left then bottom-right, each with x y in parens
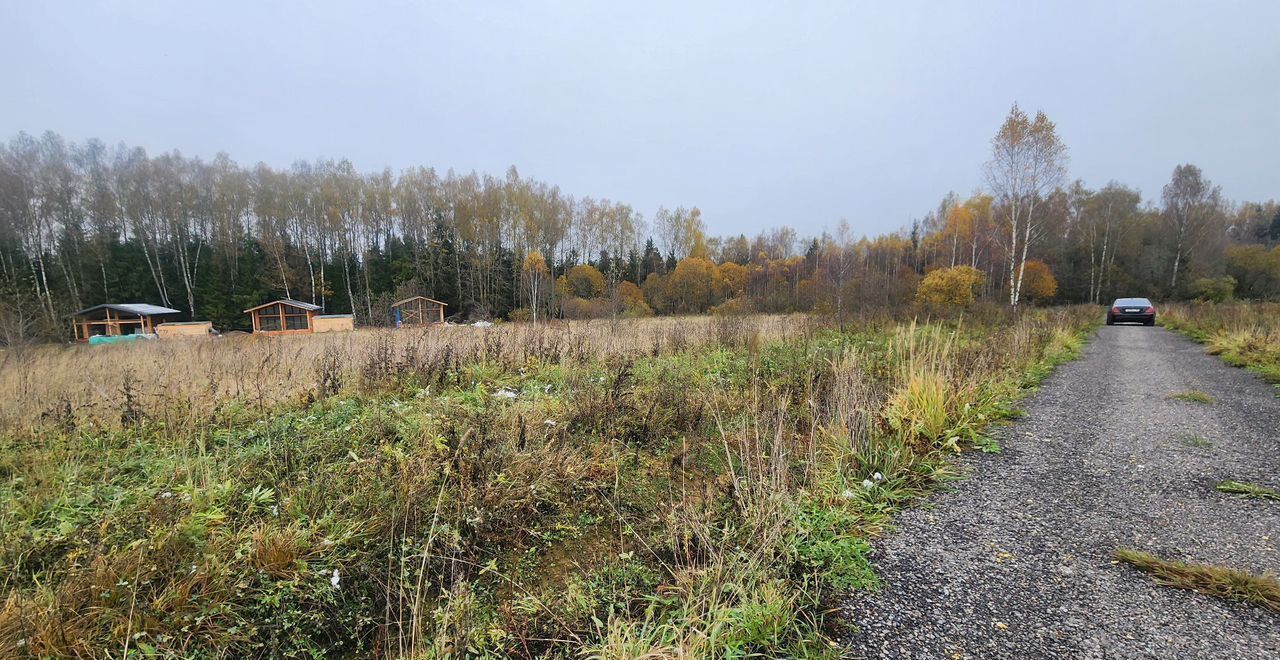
top-left (259, 314), bottom-right (282, 331)
top-left (284, 312), bottom-right (309, 330)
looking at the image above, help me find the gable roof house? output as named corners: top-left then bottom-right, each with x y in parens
top-left (244, 299), bottom-right (322, 334)
top-left (72, 303), bottom-right (181, 341)
top-left (245, 299), bottom-right (356, 335)
top-left (391, 296), bottom-right (448, 326)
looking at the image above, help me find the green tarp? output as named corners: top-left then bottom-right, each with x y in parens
top-left (88, 334), bottom-right (155, 345)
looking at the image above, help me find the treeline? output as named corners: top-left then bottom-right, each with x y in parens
top-left (1, 113), bottom-right (1278, 342)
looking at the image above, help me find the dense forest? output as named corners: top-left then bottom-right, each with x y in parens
top-left (2, 106), bottom-right (1278, 343)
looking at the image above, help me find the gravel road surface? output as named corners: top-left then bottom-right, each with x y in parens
top-left (843, 325), bottom-right (1280, 659)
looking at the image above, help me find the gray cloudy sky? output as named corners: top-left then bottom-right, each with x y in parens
top-left (3, 1), bottom-right (1277, 238)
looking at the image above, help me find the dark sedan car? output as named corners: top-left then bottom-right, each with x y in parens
top-left (1107, 297), bottom-right (1156, 325)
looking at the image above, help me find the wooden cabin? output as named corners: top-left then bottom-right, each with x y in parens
top-left (72, 303), bottom-right (181, 341)
top-left (391, 296), bottom-right (448, 327)
top-left (245, 299), bottom-right (322, 335)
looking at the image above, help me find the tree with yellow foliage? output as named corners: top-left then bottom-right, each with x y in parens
top-left (665, 257), bottom-right (717, 313)
top-left (558, 264), bottom-right (606, 299)
top-left (520, 251), bottom-right (550, 321)
top-left (985, 104), bottom-right (1068, 306)
top-left (715, 261), bottom-right (748, 300)
top-left (1020, 260), bottom-right (1058, 303)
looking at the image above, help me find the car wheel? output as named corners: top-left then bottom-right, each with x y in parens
top-left (1106, 317), bottom-right (1114, 326)
top-left (1145, 319), bottom-right (1155, 326)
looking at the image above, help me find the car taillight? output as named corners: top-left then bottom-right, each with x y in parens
top-left (1111, 307), bottom-right (1120, 313)
top-left (1144, 307), bottom-right (1154, 314)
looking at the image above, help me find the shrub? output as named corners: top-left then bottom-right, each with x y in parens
top-left (709, 296), bottom-right (752, 316)
top-left (560, 296), bottom-right (610, 319)
top-left (1021, 260), bottom-right (1058, 303)
top-left (1190, 276), bottom-right (1237, 302)
top-left (621, 300), bottom-right (654, 318)
top-left (614, 281), bottom-right (645, 308)
top-left (915, 266), bottom-right (985, 309)
top-left (1225, 244), bottom-right (1280, 299)
top-left (615, 281), bottom-right (654, 318)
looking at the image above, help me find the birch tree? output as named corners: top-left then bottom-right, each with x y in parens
top-left (520, 251), bottom-right (549, 321)
top-left (1161, 164), bottom-right (1221, 292)
top-left (984, 104), bottom-right (1068, 306)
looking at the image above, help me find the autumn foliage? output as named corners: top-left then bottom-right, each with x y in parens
top-left (916, 266), bottom-right (985, 309)
top-left (3, 123), bottom-right (1280, 345)
top-left (1020, 260), bottom-right (1059, 303)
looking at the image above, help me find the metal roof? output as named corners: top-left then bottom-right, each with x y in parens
top-left (73, 303), bottom-right (182, 317)
top-left (244, 299), bottom-right (323, 313)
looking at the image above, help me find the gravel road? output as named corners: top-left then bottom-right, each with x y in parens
top-left (843, 325), bottom-right (1280, 659)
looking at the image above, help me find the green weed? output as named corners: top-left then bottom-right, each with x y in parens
top-left (1216, 480), bottom-right (1280, 501)
top-left (971, 435), bottom-right (1002, 453)
top-left (1170, 390), bottom-right (1214, 404)
top-left (1180, 434), bottom-right (1213, 449)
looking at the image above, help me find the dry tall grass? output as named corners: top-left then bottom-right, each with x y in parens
top-left (1159, 302), bottom-right (1280, 383)
top-left (0, 315), bottom-right (805, 433)
top-left (0, 307), bottom-right (1101, 657)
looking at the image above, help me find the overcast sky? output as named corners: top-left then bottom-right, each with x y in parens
top-left (3, 1), bottom-right (1277, 238)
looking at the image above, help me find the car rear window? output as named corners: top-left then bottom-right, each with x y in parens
top-left (1114, 298), bottom-right (1151, 306)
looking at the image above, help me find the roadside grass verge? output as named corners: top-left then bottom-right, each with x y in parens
top-left (1169, 390), bottom-right (1213, 404)
top-left (1159, 302), bottom-right (1280, 386)
top-left (0, 307), bottom-right (1100, 657)
top-left (1217, 480), bottom-right (1280, 501)
top-left (1113, 549), bottom-right (1280, 613)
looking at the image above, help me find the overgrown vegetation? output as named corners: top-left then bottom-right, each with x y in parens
top-left (1216, 481), bottom-right (1280, 502)
top-left (0, 308), bottom-right (1096, 657)
top-left (1113, 549), bottom-right (1280, 613)
top-left (1160, 302), bottom-right (1280, 386)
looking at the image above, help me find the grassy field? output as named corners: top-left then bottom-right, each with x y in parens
top-left (0, 308), bottom-right (1097, 658)
top-left (1159, 302), bottom-right (1280, 385)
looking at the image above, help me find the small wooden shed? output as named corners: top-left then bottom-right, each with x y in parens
top-left (72, 303), bottom-right (181, 341)
top-left (392, 296), bottom-right (448, 327)
top-left (157, 321), bottom-right (213, 339)
top-left (245, 299), bottom-right (322, 335)
top-left (313, 314), bottom-right (355, 333)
